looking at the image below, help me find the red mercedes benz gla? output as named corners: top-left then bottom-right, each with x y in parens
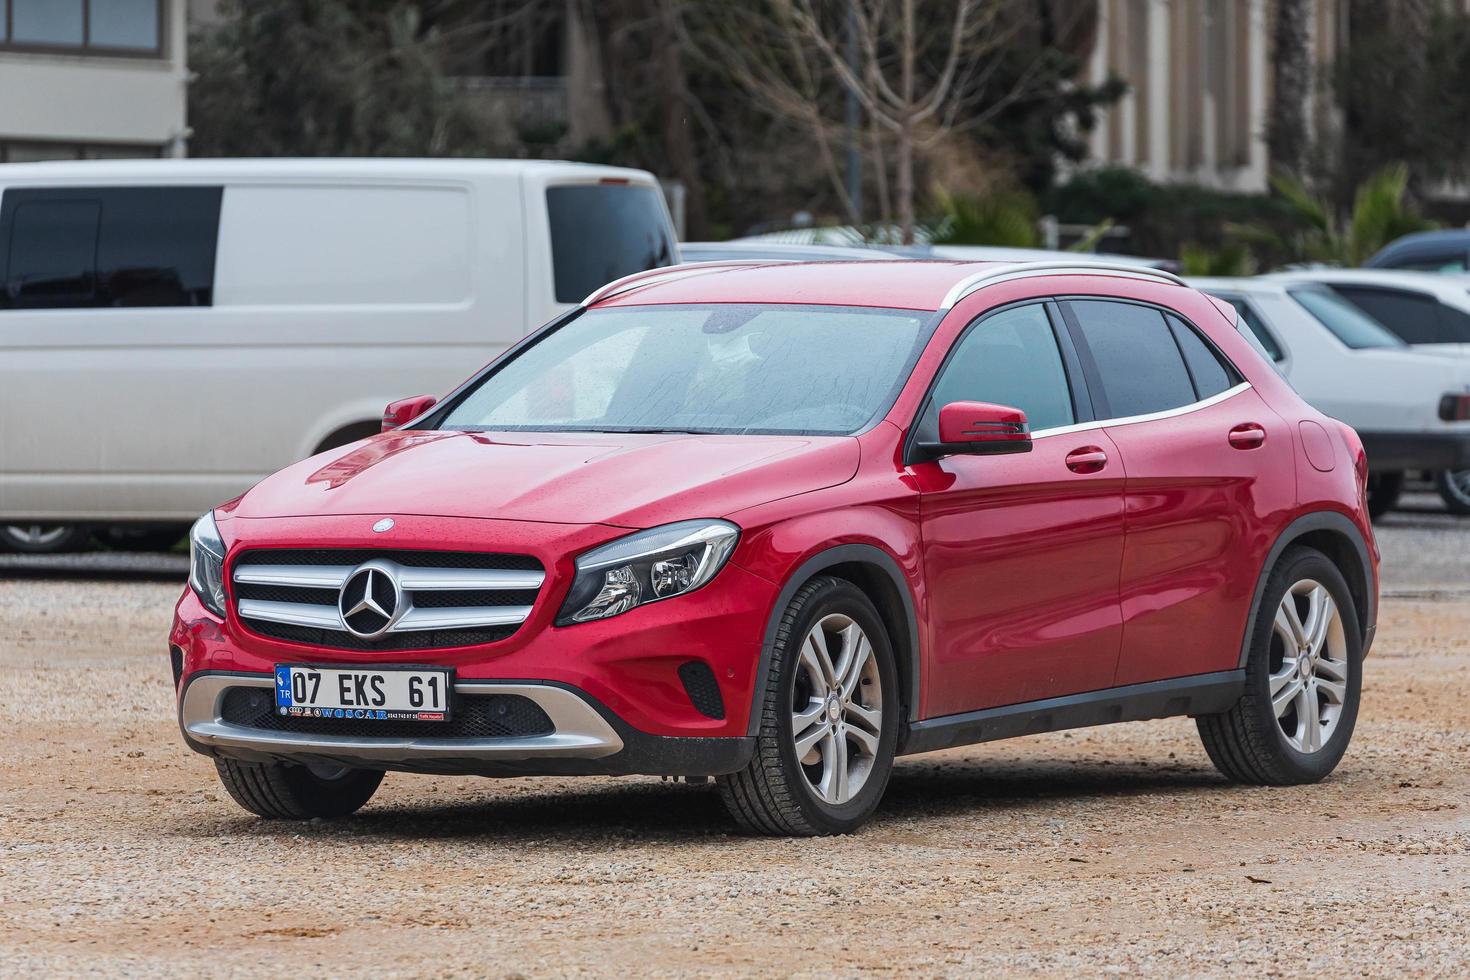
top-left (171, 260), bottom-right (1378, 835)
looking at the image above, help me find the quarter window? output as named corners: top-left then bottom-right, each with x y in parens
top-left (1167, 314), bottom-right (1239, 398)
top-left (921, 303), bottom-right (1076, 436)
top-left (0, 186), bottom-right (222, 309)
top-left (1065, 300), bottom-right (1197, 419)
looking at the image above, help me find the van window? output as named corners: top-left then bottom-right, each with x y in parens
top-left (1065, 300), bottom-right (1198, 419)
top-left (0, 186), bottom-right (222, 309)
top-left (546, 184), bottom-right (675, 303)
top-left (212, 186), bottom-right (472, 306)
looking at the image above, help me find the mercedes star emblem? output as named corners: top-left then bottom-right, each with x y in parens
top-left (338, 563), bottom-right (404, 638)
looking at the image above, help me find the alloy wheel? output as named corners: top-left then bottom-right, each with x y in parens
top-left (790, 613), bottom-right (883, 805)
top-left (1268, 579), bottom-right (1350, 754)
top-left (4, 525), bottom-right (71, 548)
top-left (1442, 469), bottom-right (1470, 507)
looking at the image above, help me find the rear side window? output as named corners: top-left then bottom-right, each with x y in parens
top-left (0, 186), bottom-right (222, 309)
top-left (1065, 300), bottom-right (1197, 419)
top-left (546, 184), bottom-right (675, 303)
top-left (1167, 314), bottom-right (1239, 398)
top-left (1330, 285), bottom-right (1445, 344)
top-left (921, 303), bottom-right (1075, 435)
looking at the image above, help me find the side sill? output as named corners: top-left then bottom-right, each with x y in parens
top-left (900, 670), bottom-right (1245, 757)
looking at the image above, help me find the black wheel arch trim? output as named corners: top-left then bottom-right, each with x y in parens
top-left (746, 544), bottom-right (922, 738)
top-left (1238, 510), bottom-right (1377, 669)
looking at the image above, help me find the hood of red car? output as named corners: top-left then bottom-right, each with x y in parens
top-left (226, 429), bottom-right (860, 528)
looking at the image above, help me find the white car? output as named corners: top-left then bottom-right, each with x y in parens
top-left (1192, 277), bottom-right (1470, 517)
top-left (0, 158), bottom-right (678, 552)
top-left (1264, 269), bottom-right (1470, 512)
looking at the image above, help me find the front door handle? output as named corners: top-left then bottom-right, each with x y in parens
top-left (1065, 446), bottom-right (1109, 474)
top-left (1229, 423), bottom-right (1267, 450)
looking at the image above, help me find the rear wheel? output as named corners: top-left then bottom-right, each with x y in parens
top-left (0, 524), bottom-right (92, 553)
top-left (214, 758), bottom-right (383, 819)
top-left (1197, 546), bottom-right (1362, 785)
top-left (1433, 469), bottom-right (1470, 516)
top-left (717, 577), bottom-right (898, 836)
top-left (1365, 471), bottom-right (1403, 520)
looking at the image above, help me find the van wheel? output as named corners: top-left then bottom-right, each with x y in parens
top-left (1196, 546), bottom-right (1362, 785)
top-left (717, 577), bottom-right (898, 836)
top-left (1365, 471), bottom-right (1403, 520)
top-left (0, 524), bottom-right (92, 553)
top-left (214, 758), bottom-right (383, 819)
top-left (1433, 470), bottom-right (1470, 516)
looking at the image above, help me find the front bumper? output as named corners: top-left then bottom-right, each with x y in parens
top-left (179, 671), bottom-right (754, 778)
top-left (1359, 430), bottom-right (1470, 471)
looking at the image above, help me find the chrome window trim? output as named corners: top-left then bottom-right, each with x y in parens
top-left (1029, 381), bottom-right (1252, 440)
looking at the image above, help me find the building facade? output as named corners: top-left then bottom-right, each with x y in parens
top-left (0, 0), bottom-right (189, 162)
top-left (1083, 0), bottom-right (1347, 192)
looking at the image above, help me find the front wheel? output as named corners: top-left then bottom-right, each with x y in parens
top-left (1434, 469), bottom-right (1470, 516)
top-left (1196, 546), bottom-right (1362, 785)
top-left (214, 757), bottom-right (383, 819)
top-left (717, 576), bottom-right (899, 836)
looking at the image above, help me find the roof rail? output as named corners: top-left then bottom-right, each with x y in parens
top-left (581, 260), bottom-right (774, 307)
top-left (940, 261), bottom-right (1186, 309)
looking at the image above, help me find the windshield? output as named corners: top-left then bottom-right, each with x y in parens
top-left (1288, 287), bottom-right (1406, 349)
top-left (438, 304), bottom-right (933, 436)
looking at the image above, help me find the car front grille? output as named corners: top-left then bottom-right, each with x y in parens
top-left (219, 686), bottom-right (555, 739)
top-left (230, 548), bottom-right (545, 651)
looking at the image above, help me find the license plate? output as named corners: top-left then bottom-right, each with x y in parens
top-left (273, 665), bottom-right (452, 722)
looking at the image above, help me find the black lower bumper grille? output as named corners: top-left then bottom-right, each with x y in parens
top-left (242, 620), bottom-right (519, 651)
top-left (219, 686), bottom-right (555, 739)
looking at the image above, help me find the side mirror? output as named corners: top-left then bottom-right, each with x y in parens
top-left (382, 395), bottom-right (437, 431)
top-left (919, 401), bottom-right (1033, 457)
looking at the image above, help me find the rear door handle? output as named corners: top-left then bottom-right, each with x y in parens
top-left (1065, 446), bottom-right (1108, 474)
top-left (1229, 423), bottom-right (1267, 449)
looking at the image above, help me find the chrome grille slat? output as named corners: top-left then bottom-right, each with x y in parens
top-left (231, 548), bottom-right (544, 649)
top-left (394, 605), bottom-right (536, 632)
top-left (237, 599), bottom-right (344, 630)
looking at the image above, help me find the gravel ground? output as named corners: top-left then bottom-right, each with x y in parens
top-left (2, 500), bottom-right (1467, 977)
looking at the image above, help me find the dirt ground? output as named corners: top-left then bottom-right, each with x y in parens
top-left (2, 496), bottom-right (1468, 977)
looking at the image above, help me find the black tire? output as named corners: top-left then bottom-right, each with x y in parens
top-left (717, 576), bottom-right (899, 836)
top-left (214, 757), bottom-right (383, 819)
top-left (1196, 546), bottom-right (1362, 785)
top-left (1365, 470), bottom-right (1403, 520)
top-left (0, 524), bottom-right (92, 553)
top-left (1433, 470), bottom-right (1470, 516)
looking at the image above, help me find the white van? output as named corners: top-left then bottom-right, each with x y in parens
top-left (0, 158), bottom-right (678, 550)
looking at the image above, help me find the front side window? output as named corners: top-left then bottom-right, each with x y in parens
top-left (438, 304), bottom-right (932, 436)
top-left (919, 303), bottom-right (1075, 436)
top-left (546, 184), bottom-right (675, 304)
top-left (1290, 287), bottom-right (1407, 349)
top-left (1065, 300), bottom-right (1198, 419)
top-left (0, 186), bottom-right (222, 309)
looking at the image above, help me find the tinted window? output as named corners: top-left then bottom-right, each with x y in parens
top-left (1289, 287), bottom-right (1406, 349)
top-left (1167, 314), bottom-right (1238, 398)
top-left (1439, 301), bottom-right (1470, 342)
top-left (1330, 285), bottom-right (1442, 344)
top-left (440, 304), bottom-right (930, 436)
top-left (0, 186), bottom-right (222, 309)
top-left (922, 304), bottom-right (1075, 435)
top-left (546, 184), bottom-right (675, 304)
top-left (1067, 300), bottom-right (1197, 418)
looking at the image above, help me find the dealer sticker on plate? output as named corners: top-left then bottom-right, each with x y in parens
top-left (274, 665), bottom-right (452, 722)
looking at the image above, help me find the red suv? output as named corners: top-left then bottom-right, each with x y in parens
top-left (172, 260), bottom-right (1378, 835)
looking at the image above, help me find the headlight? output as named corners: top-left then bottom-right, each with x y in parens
top-left (188, 512), bottom-right (227, 618)
top-left (557, 519), bottom-right (740, 625)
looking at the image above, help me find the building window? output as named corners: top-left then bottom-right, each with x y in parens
top-left (2, 0), bottom-right (163, 56)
